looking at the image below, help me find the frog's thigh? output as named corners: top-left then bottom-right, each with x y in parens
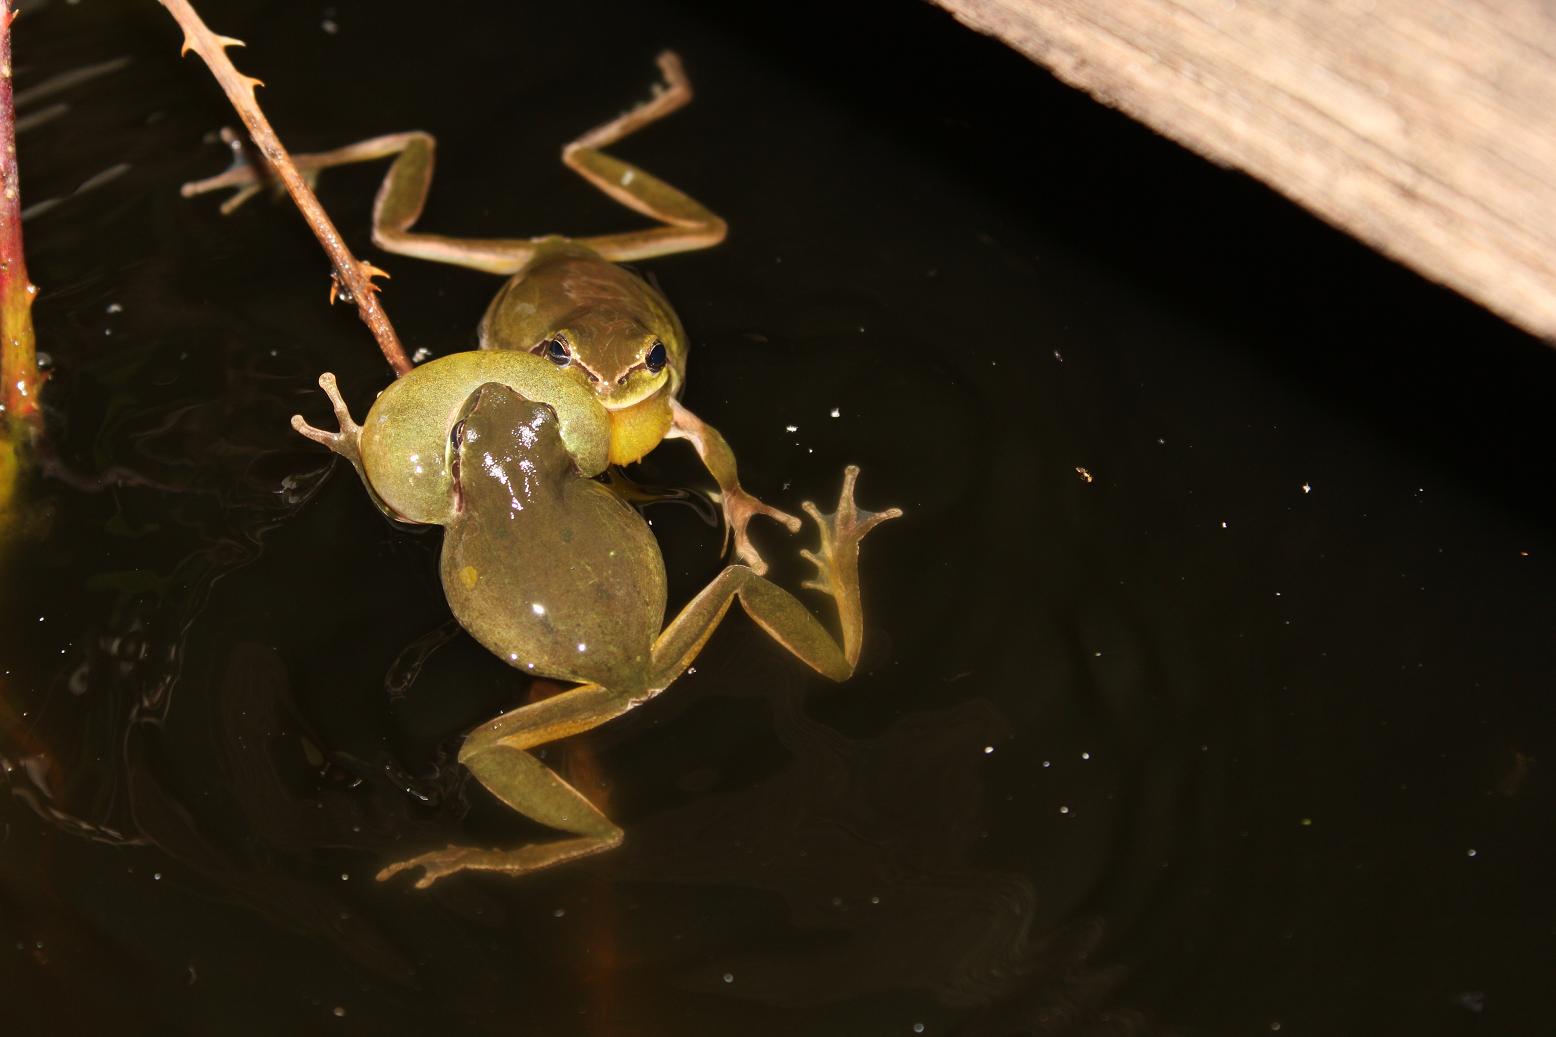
top-left (564, 52), bottom-right (728, 262)
top-left (458, 682), bottom-right (632, 840)
top-left (652, 566), bottom-right (851, 687)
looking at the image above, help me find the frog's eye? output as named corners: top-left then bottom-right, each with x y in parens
top-left (542, 337), bottom-right (571, 366)
top-left (450, 419), bottom-right (468, 448)
top-left (645, 339), bottom-right (667, 373)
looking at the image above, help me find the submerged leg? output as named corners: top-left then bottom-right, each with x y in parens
top-left (377, 683), bottom-right (633, 888)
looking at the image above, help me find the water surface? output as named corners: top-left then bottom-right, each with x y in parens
top-left (3, 1), bottom-right (1554, 1033)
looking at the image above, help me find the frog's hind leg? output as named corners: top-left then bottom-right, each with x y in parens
top-left (566, 51), bottom-right (728, 262)
top-left (184, 51), bottom-right (722, 271)
top-left (378, 682), bottom-right (634, 888)
top-left (185, 129), bottom-right (551, 275)
top-left (648, 466), bottom-right (902, 688)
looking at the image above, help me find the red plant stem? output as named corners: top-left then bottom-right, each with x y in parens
top-left (0, 3), bottom-right (42, 434)
top-left (157, 0), bottom-right (412, 376)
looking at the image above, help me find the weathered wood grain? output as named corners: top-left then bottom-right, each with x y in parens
top-left (932, 0), bottom-right (1556, 340)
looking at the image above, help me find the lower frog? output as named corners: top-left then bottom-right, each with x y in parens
top-left (293, 354), bottom-right (900, 886)
top-left (190, 52), bottom-right (798, 573)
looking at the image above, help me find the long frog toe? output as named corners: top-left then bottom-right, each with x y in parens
top-left (376, 845), bottom-right (490, 889)
top-left (799, 464), bottom-right (902, 594)
top-left (724, 487), bottom-right (803, 575)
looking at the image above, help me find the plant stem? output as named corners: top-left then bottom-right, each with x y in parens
top-left (0, 2), bottom-right (42, 439)
top-left (157, 0), bottom-right (412, 376)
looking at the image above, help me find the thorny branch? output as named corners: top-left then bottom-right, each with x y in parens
top-left (156, 0), bottom-right (412, 376)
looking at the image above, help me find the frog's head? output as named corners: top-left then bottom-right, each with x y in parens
top-left (480, 257), bottom-right (684, 466)
top-left (448, 382), bottom-right (571, 515)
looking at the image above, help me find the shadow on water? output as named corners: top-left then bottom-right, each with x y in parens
top-left (1, 0), bottom-right (1553, 1033)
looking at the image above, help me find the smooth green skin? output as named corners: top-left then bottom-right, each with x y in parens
top-left (190, 52), bottom-right (797, 571)
top-left (295, 373), bottom-right (900, 886)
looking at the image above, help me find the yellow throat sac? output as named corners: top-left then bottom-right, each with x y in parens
top-left (607, 390), bottom-right (674, 466)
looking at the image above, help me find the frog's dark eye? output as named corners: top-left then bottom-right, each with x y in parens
top-left (543, 337), bottom-right (571, 366)
top-left (645, 340), bottom-right (667, 373)
top-left (450, 419), bottom-right (468, 448)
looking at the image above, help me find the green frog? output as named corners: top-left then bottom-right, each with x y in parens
top-left (190, 52), bottom-right (800, 573)
top-left (292, 353), bottom-right (899, 885)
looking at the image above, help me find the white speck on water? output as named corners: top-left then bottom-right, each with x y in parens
top-left (576, 643), bottom-right (587, 653)
top-left (153, 872), bottom-right (162, 881)
top-left (1059, 805), bottom-right (1070, 815)
top-left (411, 347), bottom-right (433, 364)
top-left (1042, 760), bottom-right (1051, 768)
top-left (1221, 521), bottom-right (1229, 529)
top-left (983, 745), bottom-right (994, 754)
top-left (332, 1006), bottom-right (346, 1019)
top-left (621, 169), bottom-right (636, 186)
top-left (1467, 848), bottom-right (1478, 857)
top-left (321, 18), bottom-right (339, 33)
top-left (532, 602), bottom-right (546, 615)
top-left (913, 1024), bottom-right (925, 1034)
top-left (106, 302), bottom-right (123, 314)
top-left (785, 424), bottom-right (798, 433)
top-left (830, 407), bottom-right (840, 418)
top-left (1301, 482), bottom-right (1312, 493)
top-left (553, 907), bottom-right (566, 918)
top-left (1081, 752), bottom-right (1090, 760)
top-left (722, 972), bottom-right (734, 984)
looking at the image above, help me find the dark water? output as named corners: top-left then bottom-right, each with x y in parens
top-left (3, 0), bottom-right (1555, 1032)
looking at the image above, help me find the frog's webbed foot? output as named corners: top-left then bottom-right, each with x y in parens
top-left (800, 465), bottom-right (902, 594)
top-left (181, 126), bottom-right (319, 214)
top-left (797, 466), bottom-right (902, 666)
top-left (721, 487), bottom-right (803, 576)
top-left (376, 845), bottom-right (492, 889)
top-left (377, 834), bottom-right (620, 889)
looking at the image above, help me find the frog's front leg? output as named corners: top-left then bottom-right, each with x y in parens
top-left (291, 372), bottom-right (406, 523)
top-left (667, 397), bottom-right (801, 576)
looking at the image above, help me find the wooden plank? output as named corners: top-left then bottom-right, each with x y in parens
top-left (932, 0), bottom-right (1556, 341)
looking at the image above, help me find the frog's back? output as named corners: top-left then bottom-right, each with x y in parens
top-left (441, 476), bottom-right (667, 691)
top-left (477, 239), bottom-right (686, 377)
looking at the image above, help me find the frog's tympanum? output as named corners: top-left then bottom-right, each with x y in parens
top-left (192, 52), bottom-right (800, 573)
top-left (292, 356), bottom-right (899, 886)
